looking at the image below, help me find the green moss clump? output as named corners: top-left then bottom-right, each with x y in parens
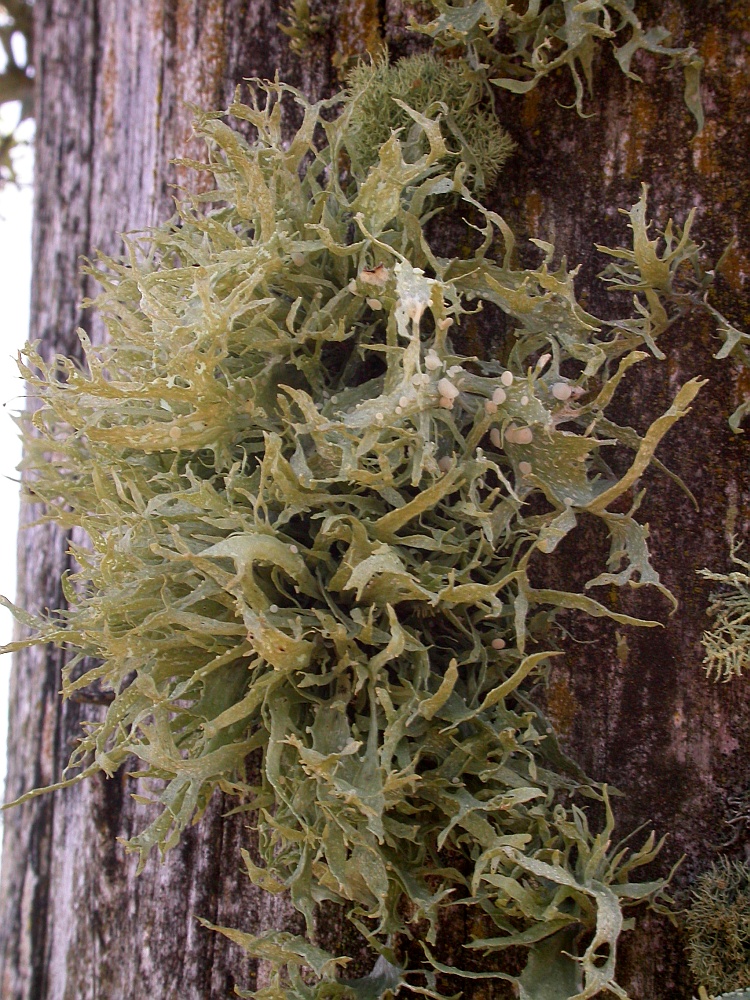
top-left (686, 858), bottom-right (750, 995)
top-left (346, 53), bottom-right (514, 188)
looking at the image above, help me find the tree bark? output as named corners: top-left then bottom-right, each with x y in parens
top-left (0, 2), bottom-right (748, 998)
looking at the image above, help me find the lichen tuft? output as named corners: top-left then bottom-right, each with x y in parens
top-left (346, 52), bottom-right (514, 188)
top-left (686, 857), bottom-right (750, 995)
top-left (0, 70), bottom-right (737, 1000)
top-left (698, 541), bottom-right (750, 681)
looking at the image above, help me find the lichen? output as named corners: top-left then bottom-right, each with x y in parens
top-left (332, 0), bottom-right (385, 74)
top-left (698, 541), bottom-right (750, 682)
top-left (0, 50), bottom-right (738, 1000)
top-left (280, 0), bottom-right (329, 57)
top-left (686, 857), bottom-right (750, 995)
top-left (411, 0), bottom-right (704, 129)
top-left (702, 244), bottom-right (750, 432)
top-left (345, 52), bottom-right (514, 189)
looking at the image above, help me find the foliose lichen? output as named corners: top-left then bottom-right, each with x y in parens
top-left (2, 66), bottom-right (735, 997)
top-left (280, 0), bottom-right (329, 56)
top-left (411, 0), bottom-right (704, 128)
top-left (7, 0), bottom-right (750, 982)
top-left (702, 258), bottom-right (750, 433)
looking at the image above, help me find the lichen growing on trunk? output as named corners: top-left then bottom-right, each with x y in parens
top-left (2, 57), bottom-right (739, 997)
top-left (698, 542), bottom-right (750, 682)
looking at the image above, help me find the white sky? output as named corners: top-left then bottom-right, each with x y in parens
top-left (0, 114), bottom-right (34, 801)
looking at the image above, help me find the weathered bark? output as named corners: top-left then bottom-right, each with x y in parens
top-left (0, 2), bottom-right (748, 998)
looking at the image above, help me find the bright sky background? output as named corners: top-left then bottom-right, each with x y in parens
top-left (0, 113), bottom-right (34, 802)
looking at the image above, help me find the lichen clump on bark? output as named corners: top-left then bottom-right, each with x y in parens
top-left (413, 0), bottom-right (704, 128)
top-left (345, 53), bottom-right (514, 188)
top-left (4, 65), bottom-right (734, 998)
top-left (686, 857), bottom-right (750, 996)
top-left (699, 542), bottom-right (750, 682)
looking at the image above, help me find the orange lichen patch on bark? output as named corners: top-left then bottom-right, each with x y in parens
top-left (332, 0), bottom-right (384, 76)
top-left (175, 0), bottom-right (193, 69)
top-left (718, 244), bottom-right (750, 294)
top-left (524, 190), bottom-right (544, 241)
top-left (145, 0), bottom-right (169, 207)
top-left (521, 86), bottom-right (542, 131)
top-left (625, 89), bottom-right (659, 180)
top-left (700, 24), bottom-right (724, 72)
top-left (727, 61), bottom-right (750, 110)
top-left (546, 676), bottom-right (578, 738)
top-left (195, 0), bottom-right (229, 105)
top-left (691, 118), bottom-right (722, 179)
top-left (701, 18), bottom-right (749, 110)
top-left (172, 0), bottom-right (229, 194)
top-left (99, 20), bottom-right (118, 144)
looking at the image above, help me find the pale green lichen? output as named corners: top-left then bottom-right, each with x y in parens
top-left (346, 53), bottom-right (514, 189)
top-left (2, 76), bottom-right (734, 999)
top-left (702, 244), bottom-right (750, 433)
top-left (695, 990), bottom-right (750, 1000)
top-left (686, 858), bottom-right (750, 996)
top-left (280, 0), bottom-right (328, 56)
top-left (698, 541), bottom-right (750, 682)
top-left (412, 0), bottom-right (704, 129)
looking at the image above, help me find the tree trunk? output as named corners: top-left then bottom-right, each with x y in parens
top-left (0, 2), bottom-right (748, 998)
